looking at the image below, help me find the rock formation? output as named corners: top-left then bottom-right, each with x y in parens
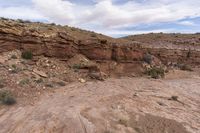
top-left (0, 18), bottom-right (200, 67)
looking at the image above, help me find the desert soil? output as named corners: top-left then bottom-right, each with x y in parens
top-left (0, 71), bottom-right (199, 133)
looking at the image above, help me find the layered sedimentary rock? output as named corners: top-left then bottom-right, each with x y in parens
top-left (0, 18), bottom-right (200, 65)
top-left (0, 19), bottom-right (78, 58)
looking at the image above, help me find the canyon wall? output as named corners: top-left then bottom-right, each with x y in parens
top-left (0, 18), bottom-right (200, 66)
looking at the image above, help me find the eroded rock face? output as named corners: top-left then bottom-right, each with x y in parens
top-left (0, 19), bottom-right (78, 59)
top-left (1, 18), bottom-right (200, 65)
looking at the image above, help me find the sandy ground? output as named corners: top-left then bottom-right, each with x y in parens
top-left (0, 72), bottom-right (199, 133)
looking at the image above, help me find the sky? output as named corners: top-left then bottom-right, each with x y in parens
top-left (0, 0), bottom-right (200, 37)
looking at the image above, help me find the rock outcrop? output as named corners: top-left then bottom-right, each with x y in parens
top-left (0, 18), bottom-right (200, 66)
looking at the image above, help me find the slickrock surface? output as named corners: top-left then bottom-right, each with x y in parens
top-left (0, 74), bottom-right (199, 133)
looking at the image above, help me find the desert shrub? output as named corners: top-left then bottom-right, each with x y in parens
top-left (49, 23), bottom-right (56, 26)
top-left (45, 83), bottom-right (54, 88)
top-left (179, 64), bottom-right (192, 71)
top-left (170, 96), bottom-right (178, 101)
top-left (0, 84), bottom-right (4, 88)
top-left (0, 79), bottom-right (5, 88)
top-left (0, 17), bottom-right (9, 20)
top-left (11, 54), bottom-right (18, 59)
top-left (71, 27), bottom-right (77, 31)
top-left (23, 20), bottom-right (31, 23)
top-left (72, 64), bottom-right (82, 69)
top-left (56, 81), bottom-right (66, 86)
top-left (11, 64), bottom-right (17, 69)
top-left (10, 64), bottom-right (21, 74)
top-left (118, 119), bottom-right (128, 127)
top-left (19, 79), bottom-right (30, 86)
top-left (143, 53), bottom-right (152, 64)
top-left (35, 78), bottom-right (43, 84)
top-left (146, 67), bottom-right (165, 79)
top-left (100, 39), bottom-right (107, 44)
top-left (17, 19), bottom-right (24, 23)
top-left (21, 51), bottom-right (33, 60)
top-left (0, 90), bottom-right (16, 105)
top-left (187, 50), bottom-right (191, 58)
top-left (91, 33), bottom-right (97, 37)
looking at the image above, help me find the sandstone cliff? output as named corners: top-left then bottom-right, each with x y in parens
top-left (0, 18), bottom-right (200, 65)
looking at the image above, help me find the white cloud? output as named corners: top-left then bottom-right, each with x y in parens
top-left (32, 0), bottom-right (75, 24)
top-left (177, 21), bottom-right (196, 26)
top-left (1, 0), bottom-right (200, 36)
top-left (0, 6), bottom-right (46, 20)
top-left (31, 0), bottom-right (200, 27)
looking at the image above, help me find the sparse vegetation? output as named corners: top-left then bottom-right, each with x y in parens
top-left (19, 79), bottom-right (30, 86)
top-left (45, 83), bottom-right (54, 88)
top-left (187, 50), bottom-right (191, 58)
top-left (71, 27), bottom-right (77, 31)
top-left (91, 33), bottom-right (97, 37)
top-left (72, 64), bottom-right (82, 69)
top-left (143, 53), bottom-right (152, 64)
top-left (11, 54), bottom-right (17, 59)
top-left (146, 66), bottom-right (165, 79)
top-left (179, 64), bottom-right (193, 71)
top-left (21, 51), bottom-right (33, 60)
top-left (10, 64), bottom-right (21, 74)
top-left (56, 81), bottom-right (66, 86)
top-left (171, 96), bottom-right (178, 101)
top-left (0, 84), bottom-right (4, 88)
top-left (49, 23), bottom-right (56, 26)
top-left (0, 79), bottom-right (5, 88)
top-left (35, 78), bottom-right (43, 84)
top-left (0, 90), bottom-right (16, 105)
top-left (100, 39), bottom-right (107, 44)
top-left (11, 64), bottom-right (17, 69)
top-left (118, 119), bottom-right (128, 127)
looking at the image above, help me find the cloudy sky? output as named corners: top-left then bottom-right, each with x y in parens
top-left (0, 0), bottom-right (200, 37)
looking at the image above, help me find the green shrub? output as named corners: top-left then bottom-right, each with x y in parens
top-left (0, 90), bottom-right (16, 105)
top-left (143, 53), bottom-right (152, 64)
top-left (21, 51), bottom-right (33, 60)
top-left (11, 64), bottom-right (17, 69)
top-left (72, 64), bottom-right (82, 69)
top-left (146, 67), bottom-right (165, 79)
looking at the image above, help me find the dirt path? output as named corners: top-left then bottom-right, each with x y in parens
top-left (0, 77), bottom-right (200, 133)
